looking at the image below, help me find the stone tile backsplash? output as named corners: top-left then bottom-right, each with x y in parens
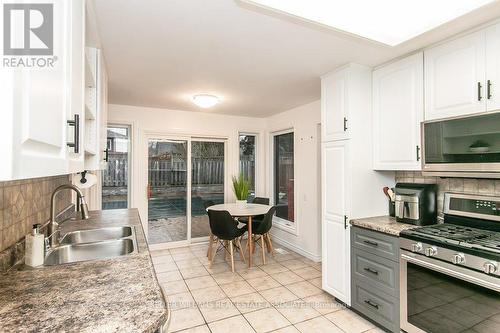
top-left (395, 171), bottom-right (500, 217)
top-left (0, 175), bottom-right (71, 270)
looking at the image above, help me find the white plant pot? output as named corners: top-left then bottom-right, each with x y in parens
top-left (236, 199), bottom-right (247, 207)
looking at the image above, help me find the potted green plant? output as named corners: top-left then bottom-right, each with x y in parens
top-left (232, 174), bottom-right (250, 207)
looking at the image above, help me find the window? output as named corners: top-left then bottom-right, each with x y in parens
top-left (273, 131), bottom-right (294, 223)
top-left (239, 134), bottom-right (256, 202)
top-left (102, 125), bottom-right (130, 210)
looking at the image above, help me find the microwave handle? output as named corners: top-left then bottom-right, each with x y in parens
top-left (401, 253), bottom-right (500, 292)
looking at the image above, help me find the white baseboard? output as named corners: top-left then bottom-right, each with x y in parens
top-left (270, 234), bottom-right (322, 262)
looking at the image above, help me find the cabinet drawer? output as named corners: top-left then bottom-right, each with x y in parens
top-left (352, 248), bottom-right (399, 297)
top-left (352, 226), bottom-right (399, 261)
top-left (352, 280), bottom-right (400, 333)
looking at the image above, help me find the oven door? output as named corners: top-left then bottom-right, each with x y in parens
top-left (400, 250), bottom-right (500, 333)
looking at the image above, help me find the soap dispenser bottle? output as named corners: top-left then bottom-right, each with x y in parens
top-left (25, 224), bottom-right (44, 267)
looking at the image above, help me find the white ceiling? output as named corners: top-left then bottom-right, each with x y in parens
top-left (93, 0), bottom-right (500, 117)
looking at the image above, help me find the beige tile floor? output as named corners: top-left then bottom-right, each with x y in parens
top-left (150, 242), bottom-right (384, 333)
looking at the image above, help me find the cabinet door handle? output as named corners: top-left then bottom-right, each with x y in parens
top-left (363, 240), bottom-right (378, 247)
top-left (364, 267), bottom-right (379, 275)
top-left (487, 80), bottom-right (492, 100)
top-left (343, 117), bottom-right (348, 131)
top-left (478, 82), bottom-right (483, 101)
top-left (416, 145), bottom-right (421, 161)
top-left (344, 215), bottom-right (348, 229)
top-left (67, 114), bottom-right (80, 154)
top-left (364, 299), bottom-right (380, 309)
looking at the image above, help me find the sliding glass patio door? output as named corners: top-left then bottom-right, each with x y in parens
top-left (147, 138), bottom-right (189, 245)
top-left (191, 139), bottom-right (225, 240)
top-left (145, 135), bottom-right (226, 247)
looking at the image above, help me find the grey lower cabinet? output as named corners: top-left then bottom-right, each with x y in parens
top-left (351, 226), bottom-right (400, 332)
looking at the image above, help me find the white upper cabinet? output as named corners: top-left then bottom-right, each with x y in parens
top-left (322, 68), bottom-right (349, 141)
top-left (425, 30), bottom-right (486, 121)
top-left (0, 0), bottom-right (85, 180)
top-left (373, 53), bottom-right (423, 170)
top-left (486, 23), bottom-right (500, 112)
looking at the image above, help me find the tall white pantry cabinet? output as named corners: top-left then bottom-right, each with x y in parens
top-left (321, 64), bottom-right (394, 305)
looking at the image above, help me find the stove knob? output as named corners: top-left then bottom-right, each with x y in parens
top-left (411, 242), bottom-right (423, 253)
top-left (484, 262), bottom-right (498, 275)
top-left (425, 246), bottom-right (438, 257)
top-left (452, 253), bottom-right (466, 265)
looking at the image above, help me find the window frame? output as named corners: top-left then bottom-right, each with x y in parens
top-left (270, 128), bottom-right (297, 235)
top-left (238, 132), bottom-right (258, 201)
top-left (102, 123), bottom-right (132, 210)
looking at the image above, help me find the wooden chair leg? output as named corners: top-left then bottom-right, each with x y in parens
top-left (266, 233), bottom-right (275, 257)
top-left (229, 240), bottom-right (235, 273)
top-left (207, 233), bottom-right (214, 258)
top-left (209, 241), bottom-right (218, 268)
top-left (236, 238), bottom-right (246, 264)
top-left (252, 236), bottom-right (256, 254)
top-left (224, 240), bottom-right (230, 261)
top-left (261, 236), bottom-right (266, 265)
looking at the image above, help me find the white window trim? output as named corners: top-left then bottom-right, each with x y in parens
top-left (269, 128), bottom-right (298, 235)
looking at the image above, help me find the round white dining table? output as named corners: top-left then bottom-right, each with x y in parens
top-left (207, 203), bottom-right (272, 267)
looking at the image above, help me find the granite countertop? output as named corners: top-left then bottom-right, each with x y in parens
top-left (0, 209), bottom-right (168, 333)
top-left (350, 215), bottom-right (419, 236)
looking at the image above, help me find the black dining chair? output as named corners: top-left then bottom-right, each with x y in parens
top-left (252, 197), bottom-right (269, 224)
top-left (207, 210), bottom-right (247, 272)
top-left (238, 197), bottom-right (270, 224)
top-left (250, 206), bottom-right (276, 264)
top-left (203, 200), bottom-right (217, 258)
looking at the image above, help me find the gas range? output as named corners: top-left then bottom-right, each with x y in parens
top-left (399, 193), bottom-right (500, 333)
top-left (400, 193), bottom-right (500, 276)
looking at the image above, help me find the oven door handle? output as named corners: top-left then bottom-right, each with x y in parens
top-left (401, 253), bottom-right (500, 292)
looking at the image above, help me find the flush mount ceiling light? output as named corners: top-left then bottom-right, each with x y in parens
top-left (242, 0), bottom-right (495, 46)
top-left (192, 94), bottom-right (220, 108)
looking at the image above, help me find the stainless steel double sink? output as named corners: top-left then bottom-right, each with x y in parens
top-left (44, 226), bottom-right (138, 266)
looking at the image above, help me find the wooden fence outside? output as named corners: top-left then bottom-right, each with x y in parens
top-left (103, 155), bottom-right (256, 188)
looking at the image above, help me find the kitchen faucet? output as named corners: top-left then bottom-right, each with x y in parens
top-left (47, 184), bottom-right (90, 248)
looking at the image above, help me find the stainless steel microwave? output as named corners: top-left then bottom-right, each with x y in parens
top-left (422, 111), bottom-right (500, 178)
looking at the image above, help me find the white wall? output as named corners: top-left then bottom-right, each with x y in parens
top-left (108, 101), bottom-right (322, 261)
top-left (107, 104), bottom-right (266, 227)
top-left (265, 101), bottom-right (322, 261)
